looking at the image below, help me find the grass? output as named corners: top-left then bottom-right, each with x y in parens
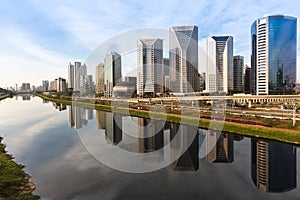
top-left (34, 93), bottom-right (300, 145)
top-left (0, 137), bottom-right (40, 200)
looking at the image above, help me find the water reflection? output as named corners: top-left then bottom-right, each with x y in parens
top-left (170, 123), bottom-right (199, 171)
top-left (251, 139), bottom-right (297, 192)
top-left (67, 105), bottom-right (93, 129)
top-left (1, 97), bottom-right (300, 199)
top-left (138, 118), bottom-right (164, 153)
top-left (46, 104), bottom-right (299, 195)
top-left (52, 103), bottom-right (66, 111)
top-left (206, 131), bottom-right (234, 163)
top-left (104, 112), bottom-right (122, 145)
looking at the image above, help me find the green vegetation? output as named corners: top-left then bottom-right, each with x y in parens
top-left (34, 93), bottom-right (300, 145)
top-left (0, 137), bottom-right (40, 200)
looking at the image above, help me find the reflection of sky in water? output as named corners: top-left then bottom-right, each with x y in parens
top-left (0, 96), bottom-right (299, 199)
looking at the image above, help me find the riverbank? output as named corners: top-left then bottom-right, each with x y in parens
top-left (0, 137), bottom-right (39, 199)
top-left (34, 93), bottom-right (300, 145)
top-left (0, 94), bottom-right (12, 101)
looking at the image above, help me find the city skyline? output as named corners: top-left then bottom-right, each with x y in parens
top-left (0, 1), bottom-right (300, 87)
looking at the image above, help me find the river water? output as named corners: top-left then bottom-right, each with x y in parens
top-left (0, 95), bottom-right (299, 200)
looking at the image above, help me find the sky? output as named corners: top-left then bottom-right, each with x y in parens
top-left (0, 0), bottom-right (300, 88)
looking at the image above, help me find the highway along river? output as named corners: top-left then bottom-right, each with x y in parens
top-left (0, 95), bottom-right (299, 200)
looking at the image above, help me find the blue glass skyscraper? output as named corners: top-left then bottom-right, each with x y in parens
top-left (251, 15), bottom-right (297, 95)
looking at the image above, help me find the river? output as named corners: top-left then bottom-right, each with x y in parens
top-left (0, 95), bottom-right (299, 200)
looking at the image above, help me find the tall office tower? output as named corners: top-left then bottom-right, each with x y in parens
top-left (206, 131), bottom-right (234, 163)
top-left (79, 75), bottom-right (93, 95)
top-left (73, 62), bottom-right (87, 92)
top-left (251, 15), bottom-right (297, 95)
top-left (104, 52), bottom-right (122, 97)
top-left (170, 123), bottom-right (199, 171)
top-left (68, 63), bottom-right (74, 90)
top-left (137, 39), bottom-right (163, 97)
top-left (169, 26), bottom-right (199, 93)
top-left (251, 140), bottom-right (296, 192)
top-left (244, 65), bottom-right (251, 93)
top-left (95, 63), bottom-right (105, 95)
top-left (73, 62), bottom-right (81, 91)
top-left (137, 118), bottom-right (164, 153)
top-left (233, 55), bottom-right (244, 92)
top-left (104, 112), bottom-right (122, 145)
top-left (42, 80), bottom-right (49, 92)
top-left (55, 77), bottom-right (67, 92)
top-left (206, 36), bottom-right (233, 94)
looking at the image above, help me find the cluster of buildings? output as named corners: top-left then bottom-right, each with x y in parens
top-left (96, 14), bottom-right (297, 97)
top-left (37, 14), bottom-right (297, 97)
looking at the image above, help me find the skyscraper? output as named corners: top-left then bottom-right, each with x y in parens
top-left (68, 62), bottom-right (87, 92)
top-left (233, 55), bottom-right (244, 92)
top-left (68, 63), bottom-right (74, 90)
top-left (104, 52), bottom-right (122, 97)
top-left (206, 36), bottom-right (233, 94)
top-left (169, 26), bottom-right (199, 93)
top-left (42, 80), bottom-right (49, 92)
top-left (244, 65), bottom-right (251, 93)
top-left (80, 75), bottom-right (93, 95)
top-left (137, 39), bottom-right (163, 97)
top-left (95, 63), bottom-right (105, 95)
top-left (251, 15), bottom-right (297, 95)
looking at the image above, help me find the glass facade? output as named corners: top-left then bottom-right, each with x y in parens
top-left (268, 16), bottom-right (297, 94)
top-left (251, 15), bottom-right (297, 95)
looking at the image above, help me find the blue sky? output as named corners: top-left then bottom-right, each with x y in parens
top-left (0, 0), bottom-right (299, 87)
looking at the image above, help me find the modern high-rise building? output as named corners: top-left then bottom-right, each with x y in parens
top-left (68, 63), bottom-right (74, 90)
top-left (21, 83), bottom-right (31, 93)
top-left (104, 52), bottom-right (122, 97)
top-left (55, 77), bottom-right (67, 92)
top-left (42, 80), bottom-right (49, 92)
top-left (233, 55), bottom-right (244, 92)
top-left (251, 15), bottom-right (297, 95)
top-left (169, 26), bottom-right (199, 93)
top-left (68, 62), bottom-right (87, 92)
top-left (251, 140), bottom-right (296, 192)
top-left (79, 75), bottom-right (93, 95)
top-left (95, 63), bottom-right (105, 95)
top-left (137, 39), bottom-right (163, 97)
top-left (244, 65), bottom-right (251, 93)
top-left (206, 36), bottom-right (233, 94)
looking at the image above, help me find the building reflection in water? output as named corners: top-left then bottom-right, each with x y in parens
top-left (43, 99), bottom-right (49, 104)
top-left (206, 131), bottom-right (234, 163)
top-left (251, 139), bottom-right (297, 192)
top-left (104, 112), bottom-right (122, 145)
top-left (96, 110), bottom-right (105, 129)
top-left (137, 118), bottom-right (164, 153)
top-left (53, 103), bottom-right (66, 111)
top-left (67, 105), bottom-right (93, 129)
top-left (21, 94), bottom-right (31, 101)
top-left (170, 123), bottom-right (199, 171)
